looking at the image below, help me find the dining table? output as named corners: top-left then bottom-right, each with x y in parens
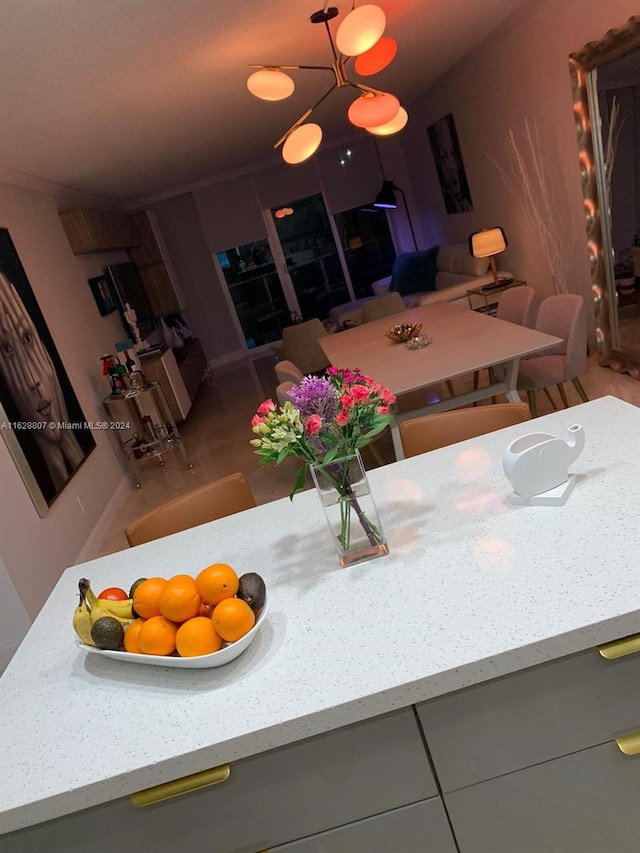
top-left (1, 396), bottom-right (638, 853)
top-left (318, 301), bottom-right (562, 458)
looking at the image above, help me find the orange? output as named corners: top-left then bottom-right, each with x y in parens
top-left (158, 575), bottom-right (201, 622)
top-left (175, 617), bottom-right (223, 657)
top-left (138, 615), bottom-right (178, 656)
top-left (123, 619), bottom-right (145, 654)
top-left (212, 597), bottom-right (255, 642)
top-left (133, 577), bottom-right (168, 619)
top-left (195, 563), bottom-right (239, 606)
top-left (198, 602), bottom-right (211, 617)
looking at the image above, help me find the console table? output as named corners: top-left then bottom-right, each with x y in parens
top-left (466, 278), bottom-right (526, 313)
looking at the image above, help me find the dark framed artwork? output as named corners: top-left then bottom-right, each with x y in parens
top-left (0, 229), bottom-right (96, 515)
top-left (88, 275), bottom-right (117, 316)
top-left (427, 113), bottom-right (474, 214)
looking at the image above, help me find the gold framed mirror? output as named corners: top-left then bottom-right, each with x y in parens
top-left (569, 16), bottom-right (640, 380)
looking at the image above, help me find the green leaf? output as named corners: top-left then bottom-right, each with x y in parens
top-left (289, 464), bottom-right (309, 500)
top-left (323, 447), bottom-right (339, 464)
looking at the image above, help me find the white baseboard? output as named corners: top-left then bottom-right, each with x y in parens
top-left (73, 475), bottom-right (131, 565)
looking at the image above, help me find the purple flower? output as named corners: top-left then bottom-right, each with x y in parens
top-left (288, 376), bottom-right (338, 420)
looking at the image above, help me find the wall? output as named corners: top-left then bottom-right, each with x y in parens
top-left (0, 557), bottom-right (30, 672)
top-left (0, 179), bottom-right (129, 627)
top-left (400, 0), bottom-right (640, 308)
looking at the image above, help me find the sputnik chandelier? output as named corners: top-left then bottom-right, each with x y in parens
top-left (246, 3), bottom-right (408, 165)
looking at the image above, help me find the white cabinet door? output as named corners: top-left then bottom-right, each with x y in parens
top-left (270, 798), bottom-right (457, 852)
top-left (446, 741), bottom-right (640, 853)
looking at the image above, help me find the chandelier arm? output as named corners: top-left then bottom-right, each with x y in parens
top-left (349, 81), bottom-right (386, 95)
top-left (248, 64), bottom-right (334, 71)
top-left (324, 19), bottom-right (339, 62)
top-left (273, 83), bottom-right (337, 149)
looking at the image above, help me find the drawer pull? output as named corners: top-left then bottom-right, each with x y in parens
top-left (597, 633), bottom-right (640, 659)
top-left (131, 764), bottom-right (230, 807)
top-left (616, 732), bottom-right (640, 756)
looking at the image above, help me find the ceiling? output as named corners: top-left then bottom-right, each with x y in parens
top-left (0, 0), bottom-right (526, 205)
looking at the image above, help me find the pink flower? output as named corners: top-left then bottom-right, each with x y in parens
top-left (257, 399), bottom-right (276, 416)
top-left (336, 409), bottom-right (350, 426)
top-left (381, 389), bottom-right (396, 405)
top-left (350, 384), bottom-right (371, 402)
top-left (305, 414), bottom-right (322, 436)
top-left (377, 405), bottom-right (390, 415)
top-left (251, 414), bottom-right (266, 428)
top-left (339, 392), bottom-right (356, 409)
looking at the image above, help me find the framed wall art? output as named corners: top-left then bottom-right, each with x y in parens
top-left (88, 274), bottom-right (117, 316)
top-left (427, 113), bottom-right (474, 214)
top-left (0, 228), bottom-right (96, 515)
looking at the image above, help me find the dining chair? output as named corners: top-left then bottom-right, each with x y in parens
top-left (360, 292), bottom-right (405, 324)
top-left (474, 285), bottom-right (538, 394)
top-left (125, 472), bottom-right (256, 546)
top-left (399, 402), bottom-right (531, 458)
top-left (517, 293), bottom-right (589, 418)
top-left (275, 359), bottom-right (304, 385)
top-left (276, 380), bottom-right (296, 406)
top-left (280, 319), bottom-right (330, 374)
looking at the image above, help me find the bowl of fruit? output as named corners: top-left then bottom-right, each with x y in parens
top-left (385, 322), bottom-right (423, 343)
top-left (73, 565), bottom-right (268, 669)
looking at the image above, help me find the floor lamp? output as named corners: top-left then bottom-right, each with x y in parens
top-left (373, 180), bottom-right (418, 251)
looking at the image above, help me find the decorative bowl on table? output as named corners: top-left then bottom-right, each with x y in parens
top-left (76, 595), bottom-right (269, 669)
top-left (385, 323), bottom-right (423, 343)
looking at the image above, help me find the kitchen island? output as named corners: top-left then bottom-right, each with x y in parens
top-left (1, 396), bottom-right (639, 852)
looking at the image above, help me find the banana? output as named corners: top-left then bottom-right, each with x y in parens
top-left (79, 579), bottom-right (135, 629)
top-left (97, 596), bottom-right (135, 620)
top-left (72, 593), bottom-right (95, 646)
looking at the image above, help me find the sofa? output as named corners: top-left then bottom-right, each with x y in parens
top-left (328, 244), bottom-right (513, 329)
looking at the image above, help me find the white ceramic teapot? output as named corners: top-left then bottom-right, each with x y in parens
top-left (503, 425), bottom-right (584, 498)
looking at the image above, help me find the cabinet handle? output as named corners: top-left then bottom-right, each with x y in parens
top-left (597, 633), bottom-right (640, 659)
top-left (616, 732), bottom-right (640, 756)
top-left (131, 764), bottom-right (230, 807)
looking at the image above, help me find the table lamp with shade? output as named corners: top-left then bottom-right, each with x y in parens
top-left (469, 227), bottom-right (508, 287)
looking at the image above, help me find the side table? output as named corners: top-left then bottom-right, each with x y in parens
top-left (103, 381), bottom-right (192, 488)
top-left (467, 279), bottom-right (527, 314)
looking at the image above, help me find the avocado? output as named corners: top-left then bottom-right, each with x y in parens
top-left (237, 573), bottom-right (266, 612)
top-left (129, 577), bottom-right (148, 599)
top-left (91, 616), bottom-right (125, 651)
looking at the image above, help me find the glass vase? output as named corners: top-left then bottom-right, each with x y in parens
top-left (310, 450), bottom-right (389, 568)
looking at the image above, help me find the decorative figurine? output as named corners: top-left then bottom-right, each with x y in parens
top-left (503, 424), bottom-right (585, 506)
top-left (123, 302), bottom-right (148, 352)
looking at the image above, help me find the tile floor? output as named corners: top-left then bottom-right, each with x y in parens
top-left (92, 348), bottom-right (640, 559)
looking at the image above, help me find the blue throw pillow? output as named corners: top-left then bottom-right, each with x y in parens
top-left (390, 247), bottom-right (439, 296)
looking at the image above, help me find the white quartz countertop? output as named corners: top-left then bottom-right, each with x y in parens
top-left (1, 396), bottom-right (639, 834)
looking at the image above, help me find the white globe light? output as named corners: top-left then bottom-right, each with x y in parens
top-left (367, 107), bottom-right (409, 136)
top-left (336, 5), bottom-right (386, 57)
top-left (247, 69), bottom-right (295, 101)
top-left (282, 123), bottom-right (323, 164)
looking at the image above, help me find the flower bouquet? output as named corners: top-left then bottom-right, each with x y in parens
top-left (251, 368), bottom-right (395, 566)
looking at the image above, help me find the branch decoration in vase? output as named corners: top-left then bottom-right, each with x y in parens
top-left (250, 368), bottom-right (395, 566)
top-left (490, 119), bottom-right (576, 294)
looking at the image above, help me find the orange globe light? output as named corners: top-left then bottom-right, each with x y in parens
top-left (282, 123), bottom-right (323, 164)
top-left (347, 92), bottom-right (400, 129)
top-left (336, 5), bottom-right (386, 57)
top-left (354, 37), bottom-right (397, 76)
top-left (247, 69), bottom-right (295, 101)
top-left (367, 106), bottom-right (409, 136)
top-left (274, 209), bottom-right (286, 219)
